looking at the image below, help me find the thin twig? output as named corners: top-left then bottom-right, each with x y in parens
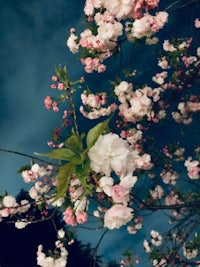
top-left (0, 148), bottom-right (60, 166)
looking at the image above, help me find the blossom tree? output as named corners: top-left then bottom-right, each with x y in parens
top-left (1, 0), bottom-right (200, 266)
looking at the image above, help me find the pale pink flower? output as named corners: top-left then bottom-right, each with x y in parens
top-left (194, 18), bottom-right (200, 28)
top-left (99, 176), bottom-right (114, 196)
top-left (76, 211), bottom-right (88, 224)
top-left (158, 56), bottom-right (170, 69)
top-left (143, 240), bottom-right (152, 253)
top-left (44, 96), bottom-right (52, 110)
top-left (58, 83), bottom-right (64, 90)
top-left (15, 220), bottom-right (29, 229)
top-left (97, 64), bottom-right (106, 73)
top-left (184, 158), bottom-right (200, 179)
top-left (152, 258), bottom-right (167, 267)
top-left (74, 196), bottom-right (88, 213)
top-left (66, 32), bottom-right (79, 54)
top-left (111, 184), bottom-right (129, 204)
top-left (163, 39), bottom-right (177, 52)
top-left (126, 12), bottom-right (168, 40)
top-left (88, 133), bottom-right (136, 177)
top-left (29, 186), bottom-right (39, 200)
top-left (165, 193), bottom-right (179, 206)
top-left (3, 195), bottom-right (17, 208)
top-left (150, 230), bottom-right (162, 246)
top-left (135, 153), bottom-right (153, 170)
top-left (84, 0), bottom-right (102, 16)
top-left (152, 71), bottom-right (168, 85)
top-left (17, 199), bottom-right (30, 213)
top-left (51, 75), bottom-right (58, 81)
top-left (70, 187), bottom-right (84, 202)
top-left (0, 208), bottom-right (11, 217)
top-left (104, 204), bottom-right (134, 229)
top-left (63, 207), bottom-right (77, 226)
top-left (149, 185), bottom-right (164, 200)
top-left (197, 47), bottom-right (200, 56)
top-left (120, 174), bottom-right (137, 189)
top-left (160, 170), bottom-right (179, 185)
top-left (102, 0), bottom-right (136, 20)
top-left (183, 247), bottom-right (198, 259)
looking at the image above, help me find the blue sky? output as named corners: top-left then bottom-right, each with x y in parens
top-left (0, 1), bottom-right (199, 266)
top-left (0, 0), bottom-right (84, 194)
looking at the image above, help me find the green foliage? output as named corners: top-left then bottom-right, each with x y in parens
top-left (55, 65), bottom-right (68, 82)
top-left (55, 162), bottom-right (75, 200)
top-left (35, 148), bottom-right (76, 161)
top-left (35, 117), bottom-right (112, 199)
top-left (86, 117), bottom-right (111, 149)
top-left (65, 132), bottom-right (84, 153)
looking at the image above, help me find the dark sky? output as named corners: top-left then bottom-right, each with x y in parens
top-left (0, 1), bottom-right (199, 266)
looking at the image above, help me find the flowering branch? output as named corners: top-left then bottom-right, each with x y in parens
top-left (1, 0), bottom-right (200, 266)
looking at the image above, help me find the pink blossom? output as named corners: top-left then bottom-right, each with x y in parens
top-left (102, 0), bottom-right (136, 20)
top-left (44, 96), bottom-right (52, 110)
top-left (194, 18), bottom-right (200, 28)
top-left (111, 184), bottom-right (129, 204)
top-left (52, 101), bottom-right (59, 112)
top-left (79, 38), bottom-right (88, 47)
top-left (51, 83), bottom-right (57, 89)
top-left (58, 83), bottom-right (64, 90)
top-left (97, 64), bottom-right (106, 73)
top-left (165, 193), bottom-right (179, 206)
top-left (51, 75), bottom-right (58, 81)
top-left (76, 211), bottom-right (88, 224)
top-left (104, 204), bottom-right (134, 229)
top-left (163, 40), bottom-right (177, 52)
top-left (184, 158), bottom-right (200, 179)
top-left (149, 185), bottom-right (164, 200)
top-left (66, 32), bottom-right (79, 54)
top-left (22, 169), bottom-right (38, 183)
top-left (63, 207), bottom-right (77, 226)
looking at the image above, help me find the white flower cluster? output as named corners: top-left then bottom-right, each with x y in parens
top-left (183, 246), bottom-right (198, 260)
top-left (149, 185), bottom-right (164, 200)
top-left (152, 71), bottom-right (168, 85)
top-left (67, 1), bottom-right (167, 73)
top-left (160, 170), bottom-right (179, 185)
top-left (184, 157), bottom-right (200, 179)
top-left (88, 132), bottom-right (153, 230)
top-left (0, 195), bottom-right (30, 221)
top-left (152, 258), bottom-right (167, 267)
top-left (22, 163), bottom-right (53, 183)
top-left (126, 12), bottom-right (168, 41)
top-left (150, 230), bottom-right (162, 246)
top-left (172, 100), bottom-right (200, 125)
top-left (104, 204), bottom-right (134, 229)
top-left (80, 90), bottom-right (117, 119)
top-left (37, 244), bottom-right (68, 267)
top-left (115, 81), bottom-right (160, 123)
top-left (88, 132), bottom-right (152, 177)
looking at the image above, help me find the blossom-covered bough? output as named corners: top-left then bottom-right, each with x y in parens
top-left (1, 0), bottom-right (200, 266)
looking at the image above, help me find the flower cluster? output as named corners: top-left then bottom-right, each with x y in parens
top-left (1, 1), bottom-right (200, 267)
top-left (67, 0), bottom-right (169, 72)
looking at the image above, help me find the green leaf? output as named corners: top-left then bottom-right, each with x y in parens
top-left (17, 165), bottom-right (31, 173)
top-left (65, 134), bottom-right (83, 153)
top-left (75, 158), bottom-right (93, 194)
top-left (86, 117), bottom-right (111, 149)
top-left (75, 158), bottom-right (90, 179)
top-left (35, 148), bottom-right (76, 161)
top-left (55, 162), bottom-right (75, 200)
top-left (71, 153), bottom-right (85, 164)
